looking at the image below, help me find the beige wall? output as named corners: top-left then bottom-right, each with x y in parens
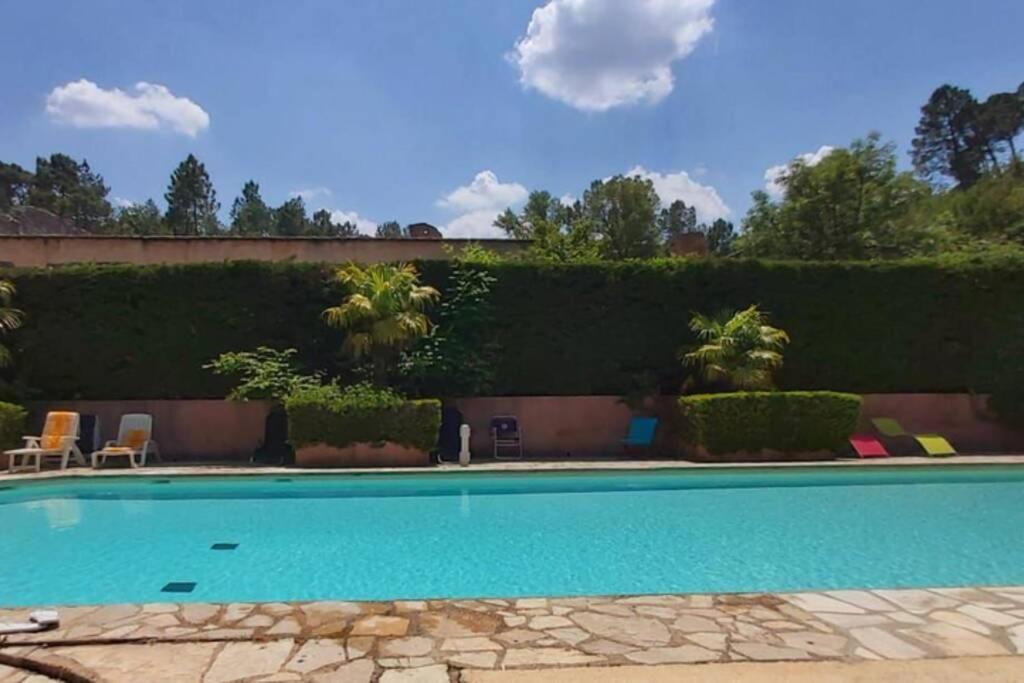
top-left (21, 393), bottom-right (1024, 462)
top-left (0, 236), bottom-right (529, 268)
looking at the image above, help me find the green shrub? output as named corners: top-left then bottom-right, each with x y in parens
top-left (285, 383), bottom-right (441, 450)
top-left (677, 391), bottom-right (862, 457)
top-left (4, 254), bottom-right (1024, 398)
top-left (0, 401), bottom-right (27, 450)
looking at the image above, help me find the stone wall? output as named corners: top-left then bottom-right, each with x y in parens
top-left (0, 235), bottom-right (529, 267)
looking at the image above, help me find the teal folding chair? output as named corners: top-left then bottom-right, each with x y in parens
top-left (623, 417), bottom-right (658, 457)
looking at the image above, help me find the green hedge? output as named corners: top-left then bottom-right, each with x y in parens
top-left (285, 387), bottom-right (441, 451)
top-left (0, 401), bottom-right (27, 450)
top-left (677, 391), bottom-right (862, 457)
top-left (3, 253), bottom-right (1023, 399)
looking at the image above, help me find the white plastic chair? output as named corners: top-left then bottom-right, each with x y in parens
top-left (5, 412), bottom-right (85, 473)
top-left (91, 414), bottom-right (160, 469)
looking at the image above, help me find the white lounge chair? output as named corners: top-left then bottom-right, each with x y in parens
top-left (91, 413), bottom-right (159, 468)
top-left (5, 411), bottom-right (85, 473)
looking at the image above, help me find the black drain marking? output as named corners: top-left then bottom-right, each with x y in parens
top-left (161, 582), bottom-right (196, 593)
top-left (211, 543), bottom-right (239, 550)
top-left (0, 486), bottom-right (12, 492)
top-left (152, 479), bottom-right (172, 485)
top-left (275, 478), bottom-right (292, 482)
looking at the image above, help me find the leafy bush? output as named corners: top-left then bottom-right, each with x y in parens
top-left (285, 383), bottom-right (440, 450)
top-left (0, 401), bottom-right (27, 450)
top-left (204, 347), bottom-right (322, 401)
top-left (677, 391), bottom-right (861, 457)
top-left (682, 305), bottom-right (789, 391)
top-left (4, 255), bottom-right (1024, 398)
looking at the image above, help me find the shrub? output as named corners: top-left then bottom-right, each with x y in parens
top-left (285, 383), bottom-right (441, 451)
top-left (682, 305), bottom-right (789, 391)
top-left (4, 255), bottom-right (1024, 398)
top-left (0, 401), bottom-right (27, 450)
top-left (677, 391), bottom-right (861, 457)
top-left (204, 347), bottom-right (322, 401)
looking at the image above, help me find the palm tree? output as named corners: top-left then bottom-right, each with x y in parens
top-left (323, 263), bottom-right (439, 386)
top-left (0, 279), bottom-right (23, 368)
top-left (682, 305), bottom-right (789, 391)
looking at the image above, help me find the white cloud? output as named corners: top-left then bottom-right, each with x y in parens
top-left (290, 187), bottom-right (332, 202)
top-left (438, 170), bottom-right (528, 238)
top-left (625, 165), bottom-right (730, 222)
top-left (511, 0), bottom-right (715, 111)
top-left (45, 79), bottom-right (210, 136)
top-left (764, 145), bottom-right (835, 197)
top-left (329, 209), bottom-right (377, 236)
top-left (111, 196), bottom-right (135, 208)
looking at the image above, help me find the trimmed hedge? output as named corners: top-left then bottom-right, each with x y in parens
top-left (285, 387), bottom-right (441, 451)
top-left (3, 253), bottom-right (1024, 399)
top-left (677, 391), bottom-right (862, 456)
top-left (0, 401), bottom-right (27, 450)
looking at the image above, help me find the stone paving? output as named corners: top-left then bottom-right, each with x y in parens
top-left (2, 586), bottom-right (1024, 681)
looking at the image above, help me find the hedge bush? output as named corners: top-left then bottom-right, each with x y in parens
top-left (0, 401), bottom-right (27, 450)
top-left (3, 253), bottom-right (1023, 399)
top-left (677, 391), bottom-right (862, 456)
top-left (285, 384), bottom-right (441, 451)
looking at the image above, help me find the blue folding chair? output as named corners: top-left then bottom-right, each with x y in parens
top-left (622, 417), bottom-right (658, 456)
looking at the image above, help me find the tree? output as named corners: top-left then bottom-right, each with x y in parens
top-left (494, 191), bottom-right (600, 261)
top-left (582, 175), bottom-right (663, 259)
top-left (741, 134), bottom-right (933, 259)
top-left (309, 209), bottom-right (359, 237)
top-left (0, 162), bottom-right (32, 211)
top-left (978, 87), bottom-right (1023, 166)
top-left (704, 219), bottom-right (735, 256)
top-left (657, 200), bottom-right (697, 240)
top-left (375, 221), bottom-right (405, 238)
top-left (229, 181), bottom-right (273, 235)
top-left (273, 197), bottom-right (308, 236)
top-left (27, 154), bottom-right (112, 230)
top-left (322, 263), bottom-right (439, 386)
top-left (912, 85), bottom-right (987, 187)
top-left (0, 279), bottom-right (23, 368)
top-left (164, 154), bottom-right (220, 235)
top-left (110, 200), bottom-right (167, 235)
top-left (682, 305), bottom-right (789, 391)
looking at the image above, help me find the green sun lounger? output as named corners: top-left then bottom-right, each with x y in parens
top-left (870, 418), bottom-right (956, 457)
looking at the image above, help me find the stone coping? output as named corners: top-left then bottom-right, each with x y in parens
top-left (2, 454), bottom-right (1024, 485)
top-left (1, 587), bottom-right (1023, 681)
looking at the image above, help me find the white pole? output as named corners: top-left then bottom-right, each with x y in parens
top-left (459, 424), bottom-right (471, 466)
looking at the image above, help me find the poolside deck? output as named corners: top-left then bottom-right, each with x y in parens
top-left (1, 586), bottom-right (1023, 681)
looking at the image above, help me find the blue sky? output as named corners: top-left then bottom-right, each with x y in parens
top-left (2, 0), bottom-right (1022, 236)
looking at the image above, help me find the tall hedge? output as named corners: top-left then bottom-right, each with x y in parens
top-left (2, 253), bottom-right (1023, 399)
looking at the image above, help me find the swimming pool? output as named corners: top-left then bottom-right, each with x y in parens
top-left (1, 466), bottom-right (1023, 607)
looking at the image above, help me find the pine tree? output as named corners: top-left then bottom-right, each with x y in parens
top-left (164, 154), bottom-right (220, 235)
top-left (229, 181), bottom-right (273, 235)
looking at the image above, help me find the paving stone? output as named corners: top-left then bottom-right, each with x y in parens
top-left (730, 642), bottom-right (812, 661)
top-left (182, 603), bottom-right (220, 624)
top-left (205, 639), bottom-right (295, 683)
top-left (310, 659), bottom-right (376, 683)
top-left (784, 593), bottom-right (865, 614)
top-left (669, 615), bottom-right (719, 632)
top-left (378, 665), bottom-right (449, 683)
top-left (377, 657), bottom-right (436, 668)
top-left (101, 625), bottom-right (140, 639)
top-left (300, 602), bottom-right (364, 629)
top-left (811, 612), bottom-right (892, 629)
top-left (871, 590), bottom-right (958, 614)
top-left (956, 603), bottom-right (1022, 627)
top-left (853, 646), bottom-right (883, 660)
top-left (888, 611), bottom-right (926, 625)
top-left (777, 631), bottom-right (849, 656)
top-left (379, 637), bottom-right (435, 657)
top-left (45, 642), bottom-right (220, 682)
top-left (1008, 623), bottom-right (1024, 653)
top-left (546, 627), bottom-right (591, 646)
top-left (763, 620), bottom-right (806, 631)
top-left (350, 616), bottom-right (409, 637)
top-left (346, 636), bottom-right (374, 659)
top-left (141, 603), bottom-right (179, 614)
top-left (617, 595), bottom-right (689, 606)
top-left (589, 603), bottom-right (636, 617)
top-left (267, 617), bottom-right (302, 637)
top-left (440, 637), bottom-right (502, 652)
top-left (685, 632), bottom-right (727, 651)
top-left (287, 639), bottom-right (349, 674)
top-left (223, 603), bottom-right (256, 623)
top-left (262, 602), bottom-right (295, 617)
top-left (823, 590), bottom-right (897, 612)
top-left (929, 588), bottom-right (1016, 608)
top-left (447, 651), bottom-right (499, 669)
top-left (501, 647), bottom-right (605, 668)
top-left (527, 615), bottom-right (573, 630)
top-left (551, 606), bottom-right (572, 616)
top-left (257, 674), bottom-right (302, 682)
top-left (570, 611), bottom-right (671, 647)
top-left (904, 622), bottom-right (1010, 656)
top-left (577, 639), bottom-right (638, 655)
top-left (849, 627), bottom-right (927, 660)
top-left (515, 598), bottom-right (547, 609)
top-left (395, 601), bottom-right (428, 613)
top-left (193, 628), bottom-right (255, 640)
top-left (419, 610), bottom-right (500, 637)
top-left (930, 610), bottom-right (992, 635)
top-left (502, 615), bottom-right (526, 627)
top-left (494, 628), bottom-right (544, 645)
top-left (239, 614), bottom-right (276, 628)
top-left (625, 644), bottom-right (720, 664)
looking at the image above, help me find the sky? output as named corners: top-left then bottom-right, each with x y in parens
top-left (2, 0), bottom-right (1023, 237)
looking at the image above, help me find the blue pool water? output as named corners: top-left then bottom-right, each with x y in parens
top-left (1, 466), bottom-right (1023, 607)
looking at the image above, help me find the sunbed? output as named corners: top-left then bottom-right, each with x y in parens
top-left (91, 413), bottom-right (159, 468)
top-left (871, 417), bottom-right (956, 457)
top-left (5, 411), bottom-right (85, 473)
